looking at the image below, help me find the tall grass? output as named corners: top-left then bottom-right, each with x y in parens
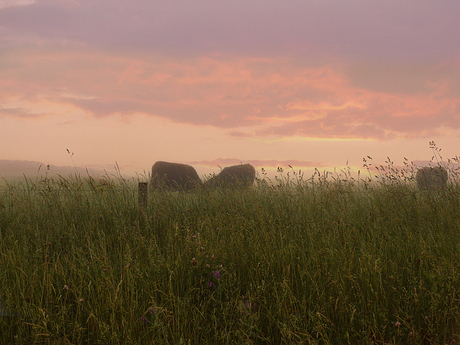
top-left (1, 155), bottom-right (460, 344)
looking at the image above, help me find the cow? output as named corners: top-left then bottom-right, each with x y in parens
top-left (415, 166), bottom-right (448, 192)
top-left (204, 164), bottom-right (256, 189)
top-left (151, 161), bottom-right (202, 191)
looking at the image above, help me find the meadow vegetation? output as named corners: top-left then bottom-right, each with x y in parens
top-left (1, 146), bottom-right (460, 344)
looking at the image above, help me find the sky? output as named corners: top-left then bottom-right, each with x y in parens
top-left (1, 0), bottom-right (459, 179)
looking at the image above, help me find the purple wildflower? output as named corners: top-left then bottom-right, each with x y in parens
top-left (245, 300), bottom-right (258, 312)
top-left (141, 316), bottom-right (149, 324)
top-left (208, 281), bottom-right (216, 289)
top-left (211, 270), bottom-right (220, 279)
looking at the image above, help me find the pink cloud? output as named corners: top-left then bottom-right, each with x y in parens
top-left (1, 48), bottom-right (459, 141)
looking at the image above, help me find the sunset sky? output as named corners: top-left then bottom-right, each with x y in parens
top-left (1, 0), bottom-right (459, 179)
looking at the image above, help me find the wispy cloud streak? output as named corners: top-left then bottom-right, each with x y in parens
top-left (188, 158), bottom-right (324, 169)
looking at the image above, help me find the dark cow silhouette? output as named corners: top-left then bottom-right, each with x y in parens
top-left (151, 161), bottom-right (202, 191)
top-left (204, 164), bottom-right (255, 189)
top-left (416, 166), bottom-right (448, 191)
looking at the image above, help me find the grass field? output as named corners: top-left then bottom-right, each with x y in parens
top-left (1, 155), bottom-right (460, 344)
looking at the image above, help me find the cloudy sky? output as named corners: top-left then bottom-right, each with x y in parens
top-left (1, 0), bottom-right (459, 178)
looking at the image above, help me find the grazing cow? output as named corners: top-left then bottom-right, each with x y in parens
top-left (151, 161), bottom-right (202, 191)
top-left (415, 166), bottom-right (448, 191)
top-left (204, 164), bottom-right (256, 189)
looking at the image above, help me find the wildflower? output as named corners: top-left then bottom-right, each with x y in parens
top-left (79, 299), bottom-right (84, 303)
top-left (211, 270), bottom-right (220, 279)
top-left (245, 300), bottom-right (258, 311)
top-left (63, 285), bottom-right (68, 291)
top-left (200, 246), bottom-right (204, 251)
top-left (395, 321), bottom-right (401, 327)
top-left (206, 264), bottom-right (210, 268)
top-left (211, 255), bottom-right (216, 260)
top-left (141, 316), bottom-right (149, 324)
top-left (208, 281), bottom-right (215, 289)
top-left (148, 308), bottom-right (153, 314)
top-left (191, 258), bottom-right (197, 266)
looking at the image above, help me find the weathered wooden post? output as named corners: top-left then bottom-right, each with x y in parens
top-left (138, 182), bottom-right (148, 211)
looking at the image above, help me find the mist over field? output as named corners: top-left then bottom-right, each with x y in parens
top-left (0, 152), bottom-right (455, 185)
top-left (0, 159), bottom-right (109, 180)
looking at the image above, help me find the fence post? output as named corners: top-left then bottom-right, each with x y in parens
top-left (138, 182), bottom-right (148, 211)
